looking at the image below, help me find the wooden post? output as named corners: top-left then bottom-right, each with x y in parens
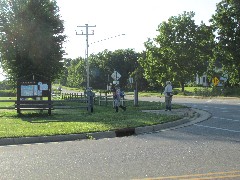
top-left (134, 81), bottom-right (138, 106)
top-left (99, 92), bottom-right (101, 106)
top-left (105, 92), bottom-right (108, 106)
top-left (48, 81), bottom-right (52, 115)
top-left (16, 80), bottom-right (21, 114)
top-left (87, 89), bottom-right (93, 113)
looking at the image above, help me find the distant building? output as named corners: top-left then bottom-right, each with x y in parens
top-left (196, 73), bottom-right (228, 87)
top-left (196, 58), bottom-right (228, 87)
top-left (196, 74), bottom-right (208, 86)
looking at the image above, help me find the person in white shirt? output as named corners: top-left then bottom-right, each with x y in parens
top-left (163, 81), bottom-right (173, 111)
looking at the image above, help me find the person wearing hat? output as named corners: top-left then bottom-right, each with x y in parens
top-left (163, 81), bottom-right (173, 111)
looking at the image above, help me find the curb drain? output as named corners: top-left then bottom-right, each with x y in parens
top-left (115, 128), bottom-right (135, 137)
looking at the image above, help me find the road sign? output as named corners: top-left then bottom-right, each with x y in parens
top-left (212, 77), bottom-right (220, 86)
top-left (111, 71), bottom-right (121, 80)
top-left (113, 80), bottom-right (119, 85)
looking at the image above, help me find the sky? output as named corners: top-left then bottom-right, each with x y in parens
top-left (0, 0), bottom-right (222, 81)
top-left (56, 0), bottom-right (222, 59)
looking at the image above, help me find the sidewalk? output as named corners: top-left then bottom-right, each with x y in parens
top-left (0, 108), bottom-right (211, 146)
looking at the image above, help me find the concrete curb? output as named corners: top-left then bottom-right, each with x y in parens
top-left (87, 131), bottom-right (116, 140)
top-left (135, 108), bottom-right (211, 134)
top-left (0, 134), bottom-right (88, 146)
top-left (0, 108), bottom-right (211, 146)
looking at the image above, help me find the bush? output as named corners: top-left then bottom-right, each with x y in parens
top-left (186, 82), bottom-right (204, 87)
top-left (0, 90), bottom-right (16, 97)
top-left (192, 86), bottom-right (240, 97)
top-left (193, 87), bottom-right (212, 97)
top-left (222, 87), bottom-right (240, 97)
top-left (172, 89), bottom-right (179, 95)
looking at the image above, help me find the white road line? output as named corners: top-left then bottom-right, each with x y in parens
top-left (212, 116), bottom-right (240, 122)
top-left (212, 107), bottom-right (227, 109)
top-left (194, 124), bottom-right (240, 133)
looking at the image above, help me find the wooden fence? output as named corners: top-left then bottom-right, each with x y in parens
top-left (98, 92), bottom-right (129, 106)
top-left (0, 92), bottom-right (94, 113)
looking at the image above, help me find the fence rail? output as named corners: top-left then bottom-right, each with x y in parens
top-left (0, 92), bottom-right (94, 113)
top-left (97, 92), bottom-right (131, 106)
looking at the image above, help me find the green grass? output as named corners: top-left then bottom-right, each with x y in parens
top-left (0, 99), bottom-right (184, 138)
top-left (138, 92), bottom-right (161, 97)
top-left (52, 84), bottom-right (83, 92)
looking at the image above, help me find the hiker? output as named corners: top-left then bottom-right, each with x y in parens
top-left (112, 85), bottom-right (126, 112)
top-left (163, 81), bottom-right (173, 111)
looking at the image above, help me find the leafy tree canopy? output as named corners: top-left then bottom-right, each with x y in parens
top-left (140, 11), bottom-right (214, 91)
top-left (0, 0), bottom-right (65, 82)
top-left (89, 49), bottom-right (140, 89)
top-left (211, 0), bottom-right (240, 85)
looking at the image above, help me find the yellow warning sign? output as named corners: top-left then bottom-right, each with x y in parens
top-left (212, 77), bottom-right (220, 86)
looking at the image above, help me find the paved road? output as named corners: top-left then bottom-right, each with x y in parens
top-left (0, 97), bottom-right (239, 180)
top-left (139, 96), bottom-right (240, 142)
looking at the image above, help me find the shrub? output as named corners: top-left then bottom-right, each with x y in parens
top-left (222, 87), bottom-right (240, 97)
top-left (0, 90), bottom-right (16, 97)
top-left (193, 87), bottom-right (212, 97)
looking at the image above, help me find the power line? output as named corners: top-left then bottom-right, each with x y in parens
top-left (90, 33), bottom-right (125, 45)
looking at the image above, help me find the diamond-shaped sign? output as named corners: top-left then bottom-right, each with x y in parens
top-left (212, 77), bottom-right (220, 86)
top-left (111, 71), bottom-right (121, 80)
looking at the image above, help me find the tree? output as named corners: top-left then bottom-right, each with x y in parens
top-left (211, 0), bottom-right (240, 86)
top-left (130, 52), bottom-right (149, 91)
top-left (140, 11), bottom-right (214, 91)
top-left (0, 0), bottom-right (65, 82)
top-left (89, 49), bottom-right (140, 89)
top-left (58, 58), bottom-right (71, 86)
top-left (66, 58), bottom-right (85, 88)
top-left (88, 50), bottom-right (111, 89)
top-left (139, 38), bottom-right (171, 89)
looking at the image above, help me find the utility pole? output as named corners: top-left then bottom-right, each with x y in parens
top-left (76, 24), bottom-right (96, 88)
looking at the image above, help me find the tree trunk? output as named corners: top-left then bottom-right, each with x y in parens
top-left (180, 82), bottom-right (185, 92)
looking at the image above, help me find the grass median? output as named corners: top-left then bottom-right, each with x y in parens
top-left (0, 99), bottom-right (184, 138)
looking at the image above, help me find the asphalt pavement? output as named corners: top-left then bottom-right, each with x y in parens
top-left (1, 97), bottom-right (239, 180)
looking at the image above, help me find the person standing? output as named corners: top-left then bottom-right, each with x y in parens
top-left (112, 85), bottom-right (126, 112)
top-left (163, 81), bottom-right (173, 111)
